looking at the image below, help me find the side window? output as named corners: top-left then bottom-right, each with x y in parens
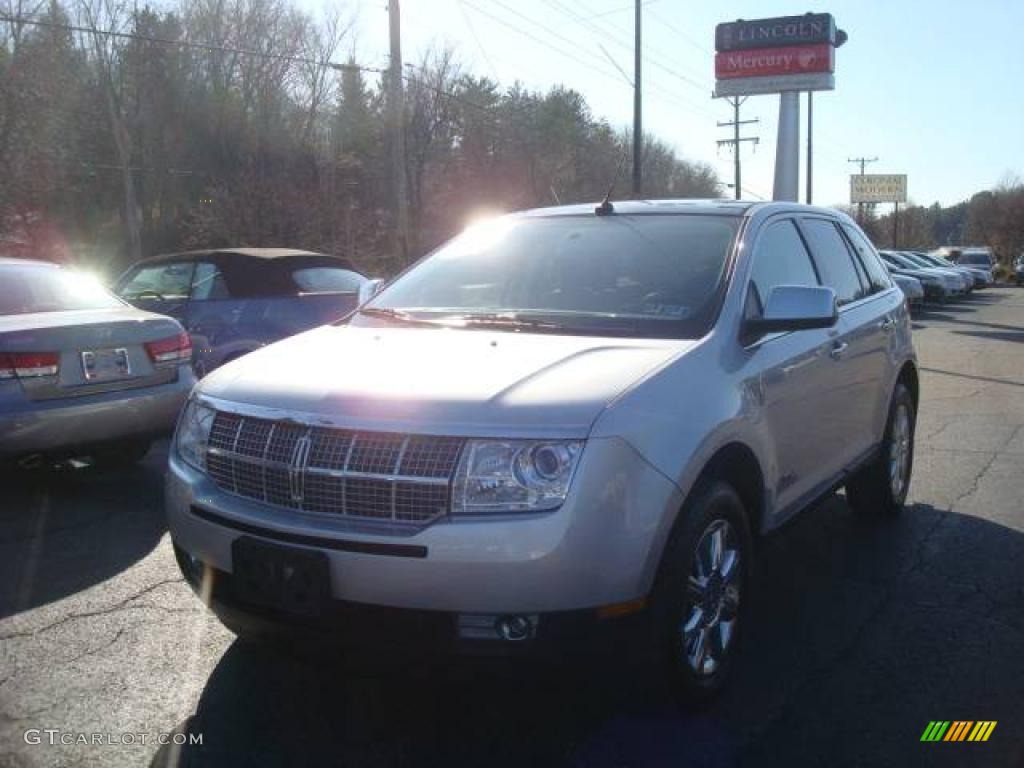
top-left (117, 262), bottom-right (194, 300)
top-left (190, 262), bottom-right (231, 300)
top-left (842, 224), bottom-right (892, 292)
top-left (748, 219), bottom-right (819, 312)
top-left (291, 267), bottom-right (364, 294)
top-left (800, 219), bottom-right (866, 306)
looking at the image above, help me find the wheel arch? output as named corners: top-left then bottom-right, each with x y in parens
top-left (695, 442), bottom-right (767, 538)
top-left (897, 360), bottom-right (919, 409)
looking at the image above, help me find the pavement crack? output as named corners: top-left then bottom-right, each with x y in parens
top-left (0, 577), bottom-right (186, 641)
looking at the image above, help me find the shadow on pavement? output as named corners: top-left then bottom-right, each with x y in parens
top-left (152, 496), bottom-right (1024, 768)
top-left (0, 442), bottom-right (169, 618)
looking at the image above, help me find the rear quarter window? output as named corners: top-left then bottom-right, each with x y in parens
top-left (291, 267), bottom-right (364, 293)
top-left (842, 224), bottom-right (892, 292)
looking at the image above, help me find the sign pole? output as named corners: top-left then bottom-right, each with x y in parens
top-left (773, 91), bottom-right (800, 202)
top-left (806, 91), bottom-right (813, 204)
top-left (893, 201), bottom-right (899, 248)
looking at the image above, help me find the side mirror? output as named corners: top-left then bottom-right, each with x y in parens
top-left (746, 285), bottom-right (838, 335)
top-left (357, 278), bottom-right (384, 305)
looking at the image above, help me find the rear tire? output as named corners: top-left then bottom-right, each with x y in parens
top-left (643, 480), bottom-right (753, 708)
top-left (846, 383), bottom-right (915, 516)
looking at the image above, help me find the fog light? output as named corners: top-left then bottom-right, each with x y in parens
top-left (496, 614), bottom-right (534, 641)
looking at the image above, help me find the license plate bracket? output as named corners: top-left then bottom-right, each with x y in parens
top-left (231, 537), bottom-right (329, 617)
top-left (81, 347), bottom-right (131, 381)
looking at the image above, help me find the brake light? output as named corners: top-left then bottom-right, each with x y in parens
top-left (146, 332), bottom-right (192, 365)
top-left (0, 352), bottom-right (60, 379)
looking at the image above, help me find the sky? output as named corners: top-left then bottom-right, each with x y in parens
top-left (311, 0), bottom-right (1024, 208)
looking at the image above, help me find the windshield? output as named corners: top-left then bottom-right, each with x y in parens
top-left (357, 214), bottom-right (739, 338)
top-left (0, 264), bottom-right (123, 315)
top-left (959, 252), bottom-right (992, 266)
top-left (900, 253), bottom-right (935, 268)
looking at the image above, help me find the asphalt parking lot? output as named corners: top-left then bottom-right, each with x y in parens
top-left (2, 287), bottom-right (1023, 768)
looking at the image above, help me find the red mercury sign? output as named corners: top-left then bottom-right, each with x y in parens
top-left (715, 43), bottom-right (834, 80)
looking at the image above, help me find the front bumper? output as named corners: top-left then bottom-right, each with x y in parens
top-left (0, 369), bottom-right (194, 458)
top-left (166, 435), bottom-right (684, 620)
top-left (174, 543), bottom-right (645, 657)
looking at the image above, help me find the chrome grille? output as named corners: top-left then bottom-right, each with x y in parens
top-left (205, 411), bottom-right (463, 525)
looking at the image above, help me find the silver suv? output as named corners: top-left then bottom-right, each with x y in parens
top-left (167, 201), bottom-right (918, 703)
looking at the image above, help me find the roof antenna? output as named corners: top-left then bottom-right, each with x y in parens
top-left (595, 151), bottom-right (628, 216)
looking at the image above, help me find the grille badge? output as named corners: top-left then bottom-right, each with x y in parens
top-left (288, 432), bottom-right (312, 503)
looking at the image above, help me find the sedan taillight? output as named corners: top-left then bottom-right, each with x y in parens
top-left (0, 352), bottom-right (60, 379)
top-left (145, 332), bottom-right (192, 365)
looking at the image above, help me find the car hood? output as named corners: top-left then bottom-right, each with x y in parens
top-left (197, 324), bottom-right (691, 437)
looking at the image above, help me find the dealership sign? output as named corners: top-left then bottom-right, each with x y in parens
top-left (715, 13), bottom-right (836, 52)
top-left (714, 13), bottom-right (839, 99)
top-left (716, 43), bottom-right (834, 79)
top-left (850, 174), bottom-right (908, 204)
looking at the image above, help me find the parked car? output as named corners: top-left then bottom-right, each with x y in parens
top-left (167, 201), bottom-right (918, 703)
top-left (115, 249), bottom-right (366, 376)
top-left (918, 251), bottom-right (991, 288)
top-left (889, 272), bottom-right (924, 310)
top-left (897, 251), bottom-right (972, 294)
top-left (878, 251), bottom-right (952, 303)
top-left (913, 250), bottom-right (983, 290)
top-left (944, 247), bottom-right (996, 281)
top-left (0, 258), bottom-right (195, 465)
top-left (1016, 255), bottom-right (1024, 286)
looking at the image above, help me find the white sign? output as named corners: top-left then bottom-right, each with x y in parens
top-left (713, 72), bottom-right (834, 98)
top-left (850, 174), bottom-right (908, 204)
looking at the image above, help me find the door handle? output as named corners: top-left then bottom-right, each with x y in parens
top-left (879, 316), bottom-right (896, 332)
top-left (829, 341), bottom-right (849, 360)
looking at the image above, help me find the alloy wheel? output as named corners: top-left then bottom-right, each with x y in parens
top-left (681, 518), bottom-right (741, 677)
top-left (889, 403), bottom-right (912, 499)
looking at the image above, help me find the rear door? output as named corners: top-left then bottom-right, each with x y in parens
top-left (181, 258), bottom-right (241, 373)
top-left (798, 216), bottom-right (889, 467)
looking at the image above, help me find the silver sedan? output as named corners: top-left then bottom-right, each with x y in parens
top-left (0, 258), bottom-right (195, 466)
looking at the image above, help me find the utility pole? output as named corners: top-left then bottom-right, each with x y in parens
top-left (717, 97), bottom-right (759, 200)
top-left (632, 0), bottom-right (642, 196)
top-left (388, 0), bottom-right (409, 267)
top-left (806, 92), bottom-right (813, 204)
top-left (847, 156), bottom-right (878, 224)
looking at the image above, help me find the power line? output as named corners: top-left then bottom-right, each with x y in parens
top-left (0, 12), bottom-right (505, 116)
top-left (544, 0), bottom-right (710, 94)
top-left (646, 8), bottom-right (714, 56)
top-left (456, 0), bottom-right (498, 80)
top-left (460, 1), bottom-right (630, 90)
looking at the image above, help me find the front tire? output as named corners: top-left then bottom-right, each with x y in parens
top-left (846, 383), bottom-right (916, 516)
top-left (647, 480), bottom-right (753, 707)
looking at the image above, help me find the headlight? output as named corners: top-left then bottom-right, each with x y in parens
top-left (451, 439), bottom-right (583, 516)
top-left (175, 398), bottom-right (216, 471)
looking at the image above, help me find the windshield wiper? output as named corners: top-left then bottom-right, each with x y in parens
top-left (358, 307), bottom-right (441, 326)
top-left (453, 312), bottom-right (567, 331)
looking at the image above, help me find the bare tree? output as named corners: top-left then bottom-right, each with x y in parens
top-left (77, 0), bottom-right (143, 261)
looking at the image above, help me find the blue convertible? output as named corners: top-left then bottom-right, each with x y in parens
top-left (115, 248), bottom-right (366, 376)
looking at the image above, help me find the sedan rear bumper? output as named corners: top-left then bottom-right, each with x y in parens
top-left (0, 369), bottom-right (194, 458)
